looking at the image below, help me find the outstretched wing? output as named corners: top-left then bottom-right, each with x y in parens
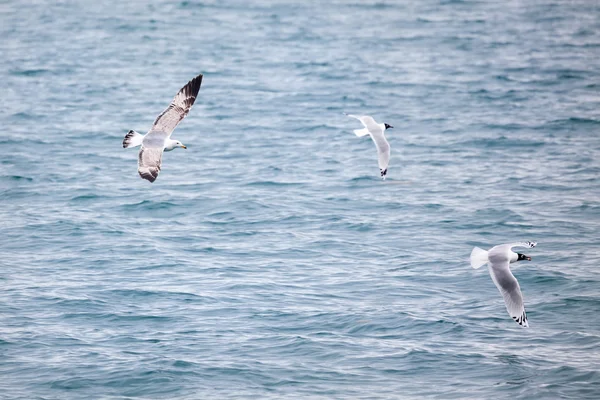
top-left (373, 135), bottom-right (390, 170)
top-left (138, 146), bottom-right (164, 183)
top-left (490, 241), bottom-right (537, 255)
top-left (488, 259), bottom-right (529, 327)
top-left (506, 241), bottom-right (537, 251)
top-left (345, 113), bottom-right (380, 132)
top-left (514, 241), bottom-right (537, 249)
top-left (344, 113), bottom-right (363, 123)
top-left (151, 74), bottom-right (203, 136)
top-left (345, 113), bottom-right (390, 174)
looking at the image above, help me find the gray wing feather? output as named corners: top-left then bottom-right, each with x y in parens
top-left (138, 146), bottom-right (164, 183)
top-left (345, 113), bottom-right (391, 172)
top-left (151, 74), bottom-right (203, 136)
top-left (489, 260), bottom-right (529, 327)
top-left (345, 114), bottom-right (378, 130)
top-left (344, 113), bottom-right (362, 122)
top-left (374, 135), bottom-right (390, 170)
top-left (495, 242), bottom-right (537, 252)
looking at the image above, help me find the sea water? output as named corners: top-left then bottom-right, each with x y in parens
top-left (1, 1), bottom-right (600, 398)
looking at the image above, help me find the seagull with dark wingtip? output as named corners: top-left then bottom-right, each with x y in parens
top-left (123, 74), bottom-right (203, 182)
top-left (345, 113), bottom-right (393, 179)
top-left (470, 241), bottom-right (537, 327)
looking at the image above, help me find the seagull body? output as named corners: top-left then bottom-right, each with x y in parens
top-left (470, 241), bottom-right (537, 327)
top-left (123, 74), bottom-right (203, 182)
top-left (345, 113), bottom-right (393, 179)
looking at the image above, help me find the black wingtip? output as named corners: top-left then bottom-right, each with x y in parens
top-left (139, 172), bottom-right (157, 183)
top-left (123, 130), bottom-right (135, 148)
top-left (512, 311), bottom-right (528, 327)
top-left (187, 74), bottom-right (203, 97)
top-left (138, 167), bottom-right (160, 183)
top-left (177, 74), bottom-right (203, 109)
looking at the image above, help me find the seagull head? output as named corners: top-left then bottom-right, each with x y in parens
top-left (164, 139), bottom-right (187, 151)
top-left (384, 123), bottom-right (393, 130)
top-left (517, 253), bottom-right (532, 261)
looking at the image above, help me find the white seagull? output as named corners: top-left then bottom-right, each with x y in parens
top-left (470, 241), bottom-right (537, 327)
top-left (123, 74), bottom-right (203, 182)
top-left (345, 113), bottom-right (393, 179)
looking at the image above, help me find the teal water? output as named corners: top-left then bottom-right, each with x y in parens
top-left (2, 0), bottom-right (600, 398)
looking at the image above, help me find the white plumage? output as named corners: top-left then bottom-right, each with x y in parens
top-left (345, 113), bottom-right (392, 179)
top-left (470, 241), bottom-right (537, 327)
top-left (123, 74), bottom-right (203, 182)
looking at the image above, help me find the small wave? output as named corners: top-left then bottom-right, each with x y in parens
top-left (172, 360), bottom-right (198, 369)
top-left (495, 75), bottom-right (513, 82)
top-left (10, 111), bottom-right (40, 120)
top-left (179, 1), bottom-right (206, 8)
top-left (557, 73), bottom-right (584, 80)
top-left (120, 200), bottom-right (178, 210)
top-left (563, 296), bottom-right (600, 307)
top-left (349, 175), bottom-right (378, 183)
top-left (2, 175), bottom-right (34, 182)
top-left (245, 180), bottom-right (303, 187)
top-left (350, 2), bottom-right (395, 9)
top-left (10, 68), bottom-right (50, 77)
top-left (458, 136), bottom-right (545, 149)
top-left (294, 61), bottom-right (330, 69)
top-left (549, 117), bottom-right (600, 126)
top-left (106, 314), bottom-right (174, 322)
top-left (530, 274), bottom-right (573, 291)
top-left (70, 194), bottom-right (110, 202)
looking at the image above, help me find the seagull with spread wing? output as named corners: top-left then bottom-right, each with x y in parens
top-left (345, 113), bottom-right (393, 179)
top-left (123, 74), bottom-right (203, 182)
top-left (470, 241), bottom-right (537, 327)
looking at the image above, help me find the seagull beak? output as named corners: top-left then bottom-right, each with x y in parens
top-left (182, 145), bottom-right (187, 149)
top-left (524, 255), bottom-right (531, 261)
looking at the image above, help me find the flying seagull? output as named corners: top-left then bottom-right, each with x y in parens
top-left (470, 241), bottom-right (537, 327)
top-left (123, 74), bottom-right (203, 182)
top-left (345, 113), bottom-right (393, 179)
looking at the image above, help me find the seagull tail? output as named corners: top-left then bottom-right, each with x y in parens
top-left (470, 247), bottom-right (489, 269)
top-left (123, 130), bottom-right (144, 149)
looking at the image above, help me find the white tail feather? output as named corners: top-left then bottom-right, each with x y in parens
top-left (354, 128), bottom-right (370, 137)
top-left (470, 247), bottom-right (489, 269)
top-left (123, 130), bottom-right (144, 148)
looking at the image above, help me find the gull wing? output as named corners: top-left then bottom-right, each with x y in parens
top-left (488, 259), bottom-right (529, 327)
top-left (345, 113), bottom-right (391, 176)
top-left (373, 133), bottom-right (390, 171)
top-left (151, 74), bottom-right (203, 136)
top-left (345, 113), bottom-right (363, 123)
top-left (493, 242), bottom-right (537, 253)
top-left (345, 113), bottom-right (379, 131)
top-left (138, 146), bottom-right (164, 183)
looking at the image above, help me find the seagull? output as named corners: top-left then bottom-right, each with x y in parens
top-left (123, 74), bottom-right (203, 182)
top-left (470, 241), bottom-right (537, 327)
top-left (345, 113), bottom-right (393, 179)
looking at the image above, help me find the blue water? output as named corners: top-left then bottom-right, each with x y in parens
top-left (2, 0), bottom-right (600, 398)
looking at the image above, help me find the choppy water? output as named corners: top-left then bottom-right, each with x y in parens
top-left (2, 0), bottom-right (600, 398)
